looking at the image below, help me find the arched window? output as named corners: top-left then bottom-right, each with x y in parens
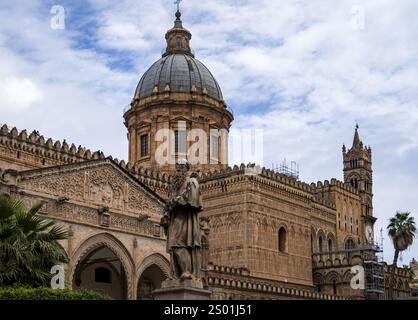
top-left (328, 239), bottom-right (333, 253)
top-left (345, 239), bottom-right (355, 250)
top-left (278, 227), bottom-right (287, 253)
top-left (311, 234), bottom-right (314, 252)
top-left (350, 177), bottom-right (359, 189)
top-left (95, 267), bottom-right (112, 284)
top-left (318, 236), bottom-right (323, 253)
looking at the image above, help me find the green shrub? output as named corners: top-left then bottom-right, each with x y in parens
top-left (0, 286), bottom-right (110, 300)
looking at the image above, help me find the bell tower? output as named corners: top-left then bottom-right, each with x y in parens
top-left (343, 125), bottom-right (376, 241)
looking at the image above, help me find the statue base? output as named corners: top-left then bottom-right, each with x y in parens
top-left (153, 279), bottom-right (211, 300)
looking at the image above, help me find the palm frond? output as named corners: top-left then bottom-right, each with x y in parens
top-left (27, 200), bottom-right (48, 217)
top-left (0, 195), bottom-right (69, 287)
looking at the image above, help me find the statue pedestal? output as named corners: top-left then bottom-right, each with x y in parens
top-left (153, 279), bottom-right (211, 300)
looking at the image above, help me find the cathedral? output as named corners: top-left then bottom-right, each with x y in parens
top-left (0, 10), bottom-right (411, 300)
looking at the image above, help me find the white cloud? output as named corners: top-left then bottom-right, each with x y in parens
top-left (0, 77), bottom-right (43, 111)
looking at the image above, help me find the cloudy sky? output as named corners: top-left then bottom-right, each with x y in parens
top-left (0, 0), bottom-right (417, 264)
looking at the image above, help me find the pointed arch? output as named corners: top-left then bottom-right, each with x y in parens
top-left (136, 253), bottom-right (170, 279)
top-left (135, 253), bottom-right (170, 300)
top-left (69, 233), bottom-right (135, 299)
top-left (317, 229), bottom-right (326, 253)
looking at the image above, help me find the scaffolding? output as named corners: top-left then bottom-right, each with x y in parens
top-left (362, 229), bottom-right (385, 297)
top-left (272, 159), bottom-right (299, 180)
top-left (312, 241), bottom-right (385, 298)
top-left (364, 260), bottom-right (385, 296)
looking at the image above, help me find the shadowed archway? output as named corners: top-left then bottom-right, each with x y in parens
top-left (69, 233), bottom-right (135, 299)
top-left (136, 254), bottom-right (170, 300)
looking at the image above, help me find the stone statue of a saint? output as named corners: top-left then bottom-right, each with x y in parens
top-left (160, 158), bottom-right (203, 281)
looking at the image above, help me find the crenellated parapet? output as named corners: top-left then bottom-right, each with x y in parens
top-left (0, 124), bottom-right (106, 170)
top-left (200, 163), bottom-right (313, 202)
top-left (310, 178), bottom-right (360, 211)
top-left (310, 178), bottom-right (359, 195)
top-left (200, 163), bottom-right (344, 212)
top-left (201, 163), bottom-right (311, 191)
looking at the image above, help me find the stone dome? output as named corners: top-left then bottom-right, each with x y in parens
top-left (134, 10), bottom-right (223, 102)
top-left (134, 54), bottom-right (223, 101)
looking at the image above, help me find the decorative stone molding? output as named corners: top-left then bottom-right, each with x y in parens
top-left (69, 233), bottom-right (136, 299)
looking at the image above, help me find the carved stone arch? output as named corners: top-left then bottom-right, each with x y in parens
top-left (136, 253), bottom-right (170, 279)
top-left (327, 232), bottom-right (336, 243)
top-left (69, 233), bottom-right (135, 299)
top-left (344, 235), bottom-right (356, 249)
top-left (325, 271), bottom-right (341, 284)
top-left (313, 272), bottom-right (325, 285)
top-left (342, 269), bottom-right (353, 282)
top-left (317, 229), bottom-right (326, 239)
top-left (317, 229), bottom-right (326, 252)
top-left (347, 172), bottom-right (360, 180)
top-left (327, 232), bottom-right (336, 252)
top-left (135, 253), bottom-right (170, 300)
top-left (341, 257), bottom-right (349, 265)
top-left (277, 224), bottom-right (288, 253)
top-left (278, 222), bottom-right (289, 231)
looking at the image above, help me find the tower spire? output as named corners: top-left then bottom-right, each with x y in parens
top-left (163, 1), bottom-right (193, 57)
top-left (352, 123), bottom-right (361, 149)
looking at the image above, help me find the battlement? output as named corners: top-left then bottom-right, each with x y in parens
top-left (310, 178), bottom-right (359, 195)
top-left (0, 124), bottom-right (106, 169)
top-left (201, 163), bottom-right (312, 191)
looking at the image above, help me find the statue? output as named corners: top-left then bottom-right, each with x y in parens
top-left (160, 158), bottom-right (203, 281)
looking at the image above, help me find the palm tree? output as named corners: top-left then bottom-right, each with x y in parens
top-left (0, 194), bottom-right (68, 287)
top-left (387, 211), bottom-right (416, 267)
top-left (387, 211), bottom-right (416, 299)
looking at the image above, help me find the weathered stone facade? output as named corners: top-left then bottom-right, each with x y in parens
top-left (410, 259), bottom-right (418, 297)
top-left (0, 10), bottom-right (412, 300)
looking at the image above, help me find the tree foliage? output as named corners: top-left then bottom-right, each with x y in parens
top-left (0, 194), bottom-right (68, 287)
top-left (0, 286), bottom-right (110, 300)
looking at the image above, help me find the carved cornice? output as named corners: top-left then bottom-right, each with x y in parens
top-left (206, 264), bottom-right (346, 300)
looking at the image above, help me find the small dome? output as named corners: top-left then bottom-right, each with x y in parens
top-left (135, 54), bottom-right (223, 101)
